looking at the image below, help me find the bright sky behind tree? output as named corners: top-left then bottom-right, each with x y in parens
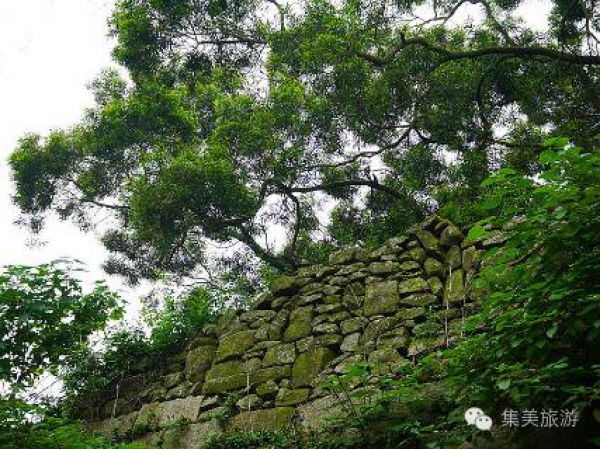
top-left (0, 0), bottom-right (550, 309)
top-left (0, 0), bottom-right (149, 315)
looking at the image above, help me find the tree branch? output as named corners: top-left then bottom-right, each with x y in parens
top-left (359, 33), bottom-right (600, 66)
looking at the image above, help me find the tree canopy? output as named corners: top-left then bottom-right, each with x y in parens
top-left (10, 0), bottom-right (600, 284)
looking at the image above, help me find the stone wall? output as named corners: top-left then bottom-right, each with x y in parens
top-left (83, 215), bottom-right (506, 448)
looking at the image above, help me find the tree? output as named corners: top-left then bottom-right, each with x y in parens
top-left (10, 0), bottom-right (600, 284)
top-left (0, 263), bottom-right (122, 392)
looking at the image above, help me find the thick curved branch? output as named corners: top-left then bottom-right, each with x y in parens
top-left (235, 227), bottom-right (298, 271)
top-left (284, 178), bottom-right (406, 200)
top-left (360, 33), bottom-right (600, 66)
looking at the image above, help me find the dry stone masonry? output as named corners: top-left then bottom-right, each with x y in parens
top-left (84, 215), bottom-right (507, 448)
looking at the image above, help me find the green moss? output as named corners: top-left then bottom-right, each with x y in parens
top-left (292, 348), bottom-right (335, 388)
top-left (216, 330), bottom-right (255, 362)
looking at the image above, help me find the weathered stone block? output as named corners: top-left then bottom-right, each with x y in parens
top-left (166, 380), bottom-right (193, 400)
top-left (364, 317), bottom-right (398, 341)
top-left (271, 275), bottom-right (299, 296)
top-left (428, 276), bottom-right (444, 298)
top-left (237, 394), bottom-right (262, 411)
top-left (295, 336), bottom-right (315, 353)
top-left (444, 269), bottom-right (465, 303)
top-left (263, 343), bottom-right (296, 367)
top-left (440, 224), bottom-right (464, 248)
top-left (398, 247), bottom-right (427, 264)
top-left (275, 388), bottom-right (310, 406)
top-left (340, 317), bottom-right (367, 334)
top-left (256, 380), bottom-right (278, 398)
top-left (424, 258), bottom-right (445, 278)
top-left (315, 334), bottom-right (342, 347)
top-left (227, 407), bottom-right (296, 432)
top-left (185, 346), bottom-right (217, 383)
top-left (369, 261), bottom-right (401, 275)
top-left (446, 245), bottom-right (462, 270)
top-left (398, 277), bottom-right (429, 295)
top-left (413, 230), bottom-right (442, 256)
top-left (396, 307), bottom-right (426, 320)
top-left (164, 372), bottom-right (184, 390)
top-left (164, 420), bottom-right (222, 449)
top-left (314, 323), bottom-right (339, 334)
top-left (292, 348), bottom-right (336, 388)
top-left (154, 396), bottom-right (204, 428)
top-left (400, 293), bottom-right (437, 307)
top-left (297, 395), bottom-right (342, 430)
top-left (216, 330), bottom-right (255, 362)
top-left (329, 248), bottom-right (357, 265)
top-left (340, 333), bottom-right (361, 352)
top-left (368, 348), bottom-right (403, 363)
top-left (408, 337), bottom-right (446, 356)
top-left (364, 281), bottom-right (399, 316)
top-left (283, 306), bottom-right (313, 342)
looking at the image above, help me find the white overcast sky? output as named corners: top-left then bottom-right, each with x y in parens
top-left (0, 0), bottom-right (550, 317)
top-left (0, 0), bottom-right (149, 314)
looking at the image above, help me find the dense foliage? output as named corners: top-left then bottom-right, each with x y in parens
top-left (319, 140), bottom-right (600, 448)
top-left (0, 263), bottom-right (145, 448)
top-left (0, 263), bottom-right (121, 398)
top-left (10, 0), bottom-right (600, 285)
top-left (62, 286), bottom-right (221, 414)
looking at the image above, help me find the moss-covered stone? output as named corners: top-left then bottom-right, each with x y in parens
top-left (395, 307), bottom-right (426, 320)
top-left (368, 348), bottom-right (402, 363)
top-left (462, 246), bottom-right (480, 271)
top-left (313, 323), bottom-right (339, 334)
top-left (270, 275), bottom-right (299, 296)
top-left (256, 380), bottom-right (278, 398)
top-left (227, 407), bottom-right (296, 432)
top-left (185, 346), bottom-right (217, 383)
top-left (340, 333), bottom-right (361, 352)
top-left (444, 269), bottom-right (465, 303)
top-left (398, 277), bottom-right (429, 295)
top-left (369, 261), bottom-right (401, 275)
top-left (424, 258), bottom-right (445, 278)
top-left (399, 293), bottom-right (437, 307)
top-left (440, 224), bottom-right (464, 247)
top-left (323, 294), bottom-right (342, 304)
top-left (314, 334), bottom-right (342, 347)
top-left (413, 230), bottom-right (442, 256)
top-left (263, 343), bottom-right (296, 367)
top-left (446, 245), bottom-right (462, 270)
top-left (202, 360), bottom-right (247, 394)
top-left (236, 394), bottom-right (262, 411)
top-left (340, 317), bottom-right (367, 334)
top-left (364, 317), bottom-right (398, 341)
top-left (253, 365), bottom-right (293, 385)
top-left (295, 336), bottom-right (315, 353)
top-left (292, 347), bottom-right (336, 388)
top-left (428, 276), bottom-right (444, 298)
top-left (283, 306), bottom-right (313, 342)
top-left (275, 388), bottom-right (310, 406)
top-left (329, 248), bottom-right (357, 265)
top-left (216, 330), bottom-right (255, 362)
top-left (399, 247), bottom-right (427, 264)
top-left (408, 337), bottom-right (445, 356)
top-left (364, 280), bottom-right (399, 316)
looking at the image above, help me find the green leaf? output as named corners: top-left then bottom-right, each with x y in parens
top-left (466, 224), bottom-right (486, 241)
top-left (497, 379), bottom-right (511, 390)
top-left (546, 324), bottom-right (558, 338)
